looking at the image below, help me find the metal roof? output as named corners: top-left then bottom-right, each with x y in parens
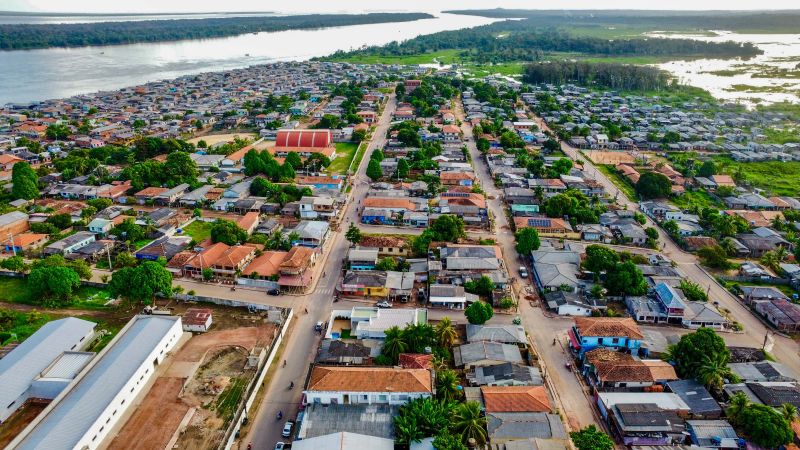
top-left (0, 318), bottom-right (95, 420)
top-left (291, 432), bottom-right (394, 450)
top-left (39, 351), bottom-right (95, 380)
top-left (15, 315), bottom-right (181, 450)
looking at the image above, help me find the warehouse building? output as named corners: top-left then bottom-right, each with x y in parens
top-left (10, 315), bottom-right (183, 450)
top-left (0, 317), bottom-right (96, 423)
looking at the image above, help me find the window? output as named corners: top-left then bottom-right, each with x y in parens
top-left (113, 410), bottom-right (117, 416)
top-left (611, 338), bottom-right (619, 344)
top-left (92, 436), bottom-right (97, 442)
top-left (100, 426), bottom-right (104, 433)
top-left (106, 418), bottom-right (111, 424)
top-left (121, 399), bottom-right (126, 405)
top-left (7, 401), bottom-right (15, 408)
top-left (131, 387), bottom-right (135, 393)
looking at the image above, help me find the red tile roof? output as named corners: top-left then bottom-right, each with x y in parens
top-left (481, 386), bottom-right (551, 413)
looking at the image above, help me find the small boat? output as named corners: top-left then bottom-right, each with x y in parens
top-left (245, 53), bottom-right (250, 57)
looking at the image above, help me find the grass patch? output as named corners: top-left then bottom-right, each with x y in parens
top-left (596, 164), bottom-right (637, 200)
top-left (340, 329), bottom-right (353, 339)
top-left (671, 190), bottom-right (722, 211)
top-left (350, 142), bottom-right (369, 174)
top-left (0, 277), bottom-right (113, 310)
top-left (181, 220), bottom-right (212, 243)
top-left (466, 63), bottom-right (525, 77)
top-left (712, 156), bottom-right (800, 197)
top-left (215, 377), bottom-right (247, 422)
top-left (327, 49), bottom-right (463, 65)
top-left (0, 308), bottom-right (52, 345)
top-left (327, 142), bottom-right (360, 175)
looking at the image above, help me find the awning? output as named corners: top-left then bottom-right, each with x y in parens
top-left (567, 328), bottom-right (581, 350)
top-left (279, 272), bottom-right (313, 287)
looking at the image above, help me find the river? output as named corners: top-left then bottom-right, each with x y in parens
top-left (0, 13), bottom-right (497, 105)
top-left (650, 31), bottom-right (800, 105)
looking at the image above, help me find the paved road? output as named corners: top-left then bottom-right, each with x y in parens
top-left (244, 95), bottom-right (398, 449)
top-left (455, 100), bottom-right (601, 431)
top-left (533, 116), bottom-right (800, 376)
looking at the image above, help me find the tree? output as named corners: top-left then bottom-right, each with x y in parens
top-left (396, 158), bottom-right (410, 179)
top-left (451, 401), bottom-right (488, 446)
top-left (366, 159), bottom-right (383, 181)
top-left (645, 227), bottom-right (659, 240)
top-left (28, 266), bottom-right (80, 305)
top-left (662, 220), bottom-right (679, 235)
top-left (46, 123), bottom-right (70, 140)
top-left (436, 369), bottom-right (460, 402)
top-left (551, 158), bottom-right (573, 176)
top-left (430, 215), bottom-right (466, 242)
top-left (113, 252), bottom-right (139, 269)
top-left (671, 328), bottom-right (729, 379)
top-left (46, 213), bottom-right (72, 230)
top-left (780, 403), bottom-right (798, 422)
top-left (345, 223), bottom-right (362, 245)
top-left (108, 261), bottom-right (173, 305)
top-left (738, 403), bottom-right (793, 448)
top-left (351, 129), bottom-right (367, 143)
top-left (583, 245), bottom-right (619, 274)
top-left (464, 301), bottom-right (493, 325)
top-left (87, 198), bottom-right (112, 210)
top-left (604, 261), bottom-right (647, 297)
top-left (726, 392), bottom-right (750, 425)
top-left (570, 425), bottom-right (614, 450)
top-left (375, 257), bottom-right (399, 271)
top-left (382, 326), bottom-right (408, 363)
top-left (432, 432), bottom-right (467, 450)
top-left (393, 412), bottom-right (424, 445)
top-left (635, 172), bottom-right (672, 199)
top-left (698, 160), bottom-right (716, 177)
top-left (111, 218), bottom-right (147, 244)
top-left (761, 250), bottom-right (784, 273)
top-left (435, 317), bottom-right (457, 349)
top-left (202, 267), bottom-right (214, 281)
top-left (464, 276), bottom-right (495, 298)
top-left (679, 279), bottom-right (708, 302)
top-left (697, 352), bottom-right (738, 392)
top-left (0, 255), bottom-right (27, 273)
top-left (11, 161), bottom-right (39, 200)
top-left (284, 151), bottom-right (302, 169)
top-left (514, 228), bottom-right (541, 255)
top-left (210, 219), bottom-right (247, 245)
top-left (163, 151), bottom-right (198, 185)
top-left (698, 245), bottom-right (731, 269)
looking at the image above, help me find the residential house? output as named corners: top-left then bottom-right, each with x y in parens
top-left (569, 317), bottom-right (644, 356)
top-left (453, 342), bottom-right (523, 369)
top-left (290, 220), bottom-right (330, 247)
top-left (241, 251), bottom-right (288, 280)
top-left (43, 231), bottom-right (96, 256)
top-left (2, 233), bottom-right (48, 254)
top-left (582, 348), bottom-right (678, 391)
top-left (278, 246), bottom-right (316, 290)
top-left (348, 248), bottom-right (379, 271)
top-left (467, 362), bottom-right (543, 387)
top-left (303, 366), bottom-right (432, 405)
top-left (428, 284), bottom-right (471, 309)
top-left (665, 379), bottom-right (722, 419)
top-left (531, 244), bottom-right (581, 292)
top-left (686, 420), bottom-right (740, 450)
top-left (466, 325), bottom-right (527, 346)
top-left (328, 307), bottom-right (427, 339)
top-left (481, 386), bottom-right (552, 413)
top-left (0, 211), bottom-right (29, 236)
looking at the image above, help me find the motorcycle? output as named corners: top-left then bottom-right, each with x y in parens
top-left (276, 411), bottom-right (283, 421)
top-left (289, 382), bottom-right (294, 390)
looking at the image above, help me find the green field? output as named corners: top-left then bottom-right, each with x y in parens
top-left (327, 49), bottom-right (463, 65)
top-left (181, 220), bottom-right (212, 243)
top-left (670, 190), bottom-right (723, 212)
top-left (327, 142), bottom-right (360, 174)
top-left (0, 277), bottom-right (114, 310)
top-left (0, 309), bottom-right (52, 345)
top-left (712, 157), bottom-right (800, 197)
top-left (597, 164), bottom-right (637, 200)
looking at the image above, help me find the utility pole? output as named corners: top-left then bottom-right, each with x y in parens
top-left (8, 232), bottom-right (16, 257)
top-left (106, 241), bottom-right (113, 272)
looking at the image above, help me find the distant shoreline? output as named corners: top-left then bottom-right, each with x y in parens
top-left (0, 11), bottom-right (275, 17)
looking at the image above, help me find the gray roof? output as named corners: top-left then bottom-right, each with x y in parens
top-left (666, 379), bottom-right (721, 417)
top-left (466, 325), bottom-right (527, 345)
top-left (0, 318), bottom-right (95, 421)
top-left (291, 432), bottom-right (394, 450)
top-left (299, 403), bottom-right (397, 440)
top-left (348, 248), bottom-right (379, 262)
top-left (15, 315), bottom-right (181, 450)
top-left (686, 420), bottom-right (739, 448)
top-left (45, 231), bottom-right (95, 252)
top-left (728, 361), bottom-right (796, 382)
top-left (487, 412), bottom-right (566, 441)
top-left (293, 220), bottom-right (330, 240)
top-left (469, 363), bottom-right (543, 386)
top-left (453, 342), bottom-right (523, 367)
top-left (0, 210), bottom-right (28, 227)
top-left (446, 257), bottom-right (501, 271)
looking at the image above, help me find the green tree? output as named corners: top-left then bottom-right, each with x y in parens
top-left (46, 123), bottom-right (70, 140)
top-left (11, 161), bottom-right (39, 200)
top-left (109, 261), bottom-right (173, 305)
top-left (645, 227), bottom-right (659, 240)
top-left (780, 403), bottom-right (798, 422)
top-left (514, 227), bottom-right (541, 256)
top-left (164, 151), bottom-right (198, 185)
top-left (679, 280), bottom-right (708, 302)
top-left (671, 327), bottom-right (729, 379)
top-left (662, 220), bottom-right (679, 235)
top-left (761, 250), bottom-right (783, 273)
top-left (604, 261), bottom-right (647, 297)
top-left (28, 266), bottom-right (80, 305)
top-left (551, 157), bottom-right (573, 175)
top-left (635, 172), bottom-right (672, 199)
top-left (111, 218), bottom-right (147, 244)
top-left (375, 257), bottom-right (399, 271)
top-left (464, 276), bottom-right (495, 298)
top-left (284, 151), bottom-right (303, 169)
top-left (366, 158), bottom-right (383, 181)
top-left (202, 267), bottom-right (214, 281)
top-left (210, 219), bottom-right (247, 245)
top-left (0, 255), bottom-right (27, 273)
top-left (113, 252), bottom-right (139, 269)
top-left (382, 326), bottom-right (408, 363)
top-left (570, 425), bottom-right (614, 450)
top-left (738, 403), bottom-right (793, 448)
top-left (464, 301), bottom-right (494, 325)
top-left (583, 245), bottom-right (619, 274)
top-left (430, 215), bottom-right (466, 242)
top-left (436, 369), bottom-right (461, 402)
top-left (394, 413), bottom-right (424, 445)
top-left (435, 316), bottom-right (457, 349)
top-left (697, 245), bottom-right (731, 269)
top-left (451, 401), bottom-right (488, 446)
top-left (726, 391), bottom-right (750, 425)
top-left (697, 352), bottom-right (738, 392)
top-left (698, 160), bottom-right (716, 177)
top-left (345, 223), bottom-right (362, 245)
top-left (432, 432), bottom-right (467, 450)
top-left (396, 158), bottom-right (410, 178)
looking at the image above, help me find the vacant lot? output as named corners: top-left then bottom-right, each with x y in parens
top-left (327, 142), bottom-right (360, 174)
top-left (583, 150), bottom-right (636, 165)
top-left (181, 221), bottom-right (213, 244)
top-left (187, 133), bottom-right (257, 147)
top-left (712, 156), bottom-right (800, 197)
top-left (0, 277), bottom-right (114, 310)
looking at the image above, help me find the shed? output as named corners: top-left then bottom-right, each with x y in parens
top-left (182, 308), bottom-right (213, 332)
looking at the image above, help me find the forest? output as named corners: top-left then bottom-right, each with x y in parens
top-left (443, 9), bottom-right (800, 33)
top-left (325, 21), bottom-right (762, 65)
top-left (523, 61), bottom-right (673, 91)
top-left (0, 12), bottom-right (433, 50)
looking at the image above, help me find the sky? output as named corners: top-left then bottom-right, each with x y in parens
top-left (3, 0), bottom-right (800, 14)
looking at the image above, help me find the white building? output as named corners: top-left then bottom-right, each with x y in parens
top-left (291, 432), bottom-right (394, 450)
top-left (304, 366), bottom-right (432, 406)
top-left (182, 308), bottom-right (213, 333)
top-left (10, 315), bottom-right (184, 450)
top-left (326, 307), bottom-right (427, 339)
top-left (0, 317), bottom-right (96, 423)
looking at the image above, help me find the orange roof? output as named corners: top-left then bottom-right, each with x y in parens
top-left (442, 125), bottom-right (461, 134)
top-left (134, 187), bottom-right (168, 197)
top-left (0, 154), bottom-right (24, 165)
top-left (4, 233), bottom-right (48, 247)
top-left (307, 366), bottom-right (432, 393)
top-left (398, 353), bottom-right (433, 370)
top-left (296, 175), bottom-right (340, 185)
top-left (241, 251), bottom-right (288, 277)
top-left (440, 171), bottom-right (476, 181)
top-left (481, 386), bottom-right (551, 413)
top-left (711, 174), bottom-right (736, 186)
top-left (237, 212), bottom-right (260, 231)
top-left (574, 317), bottom-right (644, 340)
top-left (213, 245), bottom-right (256, 269)
top-left (513, 217), bottom-right (570, 231)
top-left (225, 145), bottom-right (252, 163)
top-left (362, 197), bottom-right (415, 210)
top-left (184, 242), bottom-right (230, 269)
top-left (280, 246), bottom-right (314, 270)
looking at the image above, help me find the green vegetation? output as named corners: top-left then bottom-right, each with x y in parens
top-left (0, 309), bottom-right (52, 345)
top-left (464, 301), bottom-right (494, 325)
top-left (670, 190), bottom-right (722, 211)
top-left (328, 49), bottom-right (463, 65)
top-left (0, 13), bottom-right (434, 50)
top-left (711, 157), bottom-right (800, 196)
top-left (0, 277), bottom-right (113, 310)
top-left (326, 142), bottom-right (360, 174)
top-left (210, 219), bottom-right (248, 245)
top-left (215, 377), bottom-right (247, 422)
top-left (525, 61), bottom-right (671, 91)
top-left (570, 425), bottom-right (615, 450)
top-left (182, 220), bottom-right (213, 243)
top-left (596, 164), bottom-right (637, 200)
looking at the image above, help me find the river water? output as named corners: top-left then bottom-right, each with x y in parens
top-left (0, 13), bottom-right (496, 105)
top-left (651, 31), bottom-right (800, 105)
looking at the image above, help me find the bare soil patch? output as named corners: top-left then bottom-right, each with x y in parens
top-left (582, 150), bottom-right (635, 165)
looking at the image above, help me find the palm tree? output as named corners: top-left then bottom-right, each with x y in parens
top-left (382, 326), bottom-right (408, 363)
top-left (394, 413), bottom-right (424, 445)
top-left (760, 250), bottom-right (781, 273)
top-left (452, 401), bottom-right (488, 446)
top-left (697, 353), bottom-right (736, 393)
top-left (436, 369), bottom-right (461, 402)
top-left (726, 392), bottom-right (750, 425)
top-left (435, 317), bottom-right (458, 349)
top-left (781, 403), bottom-right (798, 422)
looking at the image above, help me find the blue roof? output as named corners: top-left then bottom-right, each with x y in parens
top-left (655, 282), bottom-right (686, 309)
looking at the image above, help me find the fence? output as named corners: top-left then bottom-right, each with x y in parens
top-left (172, 293), bottom-right (282, 311)
top-left (719, 275), bottom-right (791, 285)
top-left (236, 278), bottom-right (280, 291)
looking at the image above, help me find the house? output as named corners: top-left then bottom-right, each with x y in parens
top-left (466, 324), bottom-right (527, 346)
top-left (428, 284), bottom-right (471, 309)
top-left (348, 248), bottom-right (379, 271)
top-left (87, 218), bottom-right (113, 235)
top-left (582, 348), bottom-right (678, 391)
top-left (602, 402), bottom-right (686, 446)
top-left (303, 366), bottom-right (432, 405)
top-left (237, 211), bottom-right (260, 235)
top-left (514, 217), bottom-right (572, 237)
top-left (339, 271), bottom-right (388, 297)
top-left (467, 362), bottom-right (543, 387)
top-left (43, 231), bottom-right (96, 256)
top-left (291, 432), bottom-right (393, 450)
top-left (569, 317), bottom-right (644, 356)
top-left (328, 307), bottom-right (427, 339)
top-left (741, 286), bottom-right (789, 305)
top-left (686, 420), bottom-right (740, 449)
top-left (290, 220), bottom-right (330, 247)
top-left (530, 243), bottom-right (581, 292)
top-left (277, 245), bottom-right (316, 290)
top-left (754, 299), bottom-right (800, 332)
top-left (724, 381), bottom-right (800, 409)
top-left (154, 183), bottom-right (189, 206)
top-left (299, 196), bottom-right (337, 220)
top-left (135, 235), bottom-right (191, 261)
top-left (316, 339), bottom-right (376, 366)
top-left (3, 233), bottom-right (48, 253)
top-left (654, 282), bottom-right (687, 324)
top-left (182, 308), bottom-right (213, 332)
top-left (440, 171), bottom-right (475, 187)
top-left (481, 385), bottom-right (552, 414)
top-left (241, 251), bottom-right (288, 279)
top-left (666, 379), bottom-right (722, 419)
top-left (453, 342), bottom-right (523, 369)
top-left (182, 242), bottom-right (257, 280)
top-left (682, 302), bottom-right (728, 330)
top-left (486, 412), bottom-right (567, 444)
top-left (133, 186), bottom-right (168, 204)
top-left (0, 211), bottom-right (29, 237)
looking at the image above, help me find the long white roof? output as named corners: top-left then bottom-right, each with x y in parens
top-left (15, 315), bottom-right (181, 450)
top-left (0, 318), bottom-right (95, 417)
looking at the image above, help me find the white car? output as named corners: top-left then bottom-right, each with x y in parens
top-left (275, 442), bottom-right (286, 450)
top-left (519, 267), bottom-right (529, 278)
top-left (376, 301), bottom-right (392, 308)
top-left (282, 420), bottom-right (294, 438)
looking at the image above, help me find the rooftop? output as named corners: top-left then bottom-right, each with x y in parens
top-left (306, 366), bottom-right (432, 393)
top-left (481, 386), bottom-right (551, 413)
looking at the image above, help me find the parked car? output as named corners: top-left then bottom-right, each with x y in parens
top-left (315, 321), bottom-right (324, 331)
top-left (376, 301), bottom-right (392, 308)
top-left (282, 421), bottom-right (294, 438)
top-left (267, 288), bottom-right (280, 296)
top-left (519, 266), bottom-right (528, 278)
top-left (275, 443), bottom-right (286, 450)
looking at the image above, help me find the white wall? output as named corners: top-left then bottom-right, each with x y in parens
top-left (304, 390), bottom-right (431, 406)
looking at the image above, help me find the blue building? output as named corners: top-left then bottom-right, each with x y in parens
top-left (654, 282), bottom-right (687, 324)
top-left (569, 317), bottom-right (645, 356)
top-left (348, 248), bottom-right (379, 271)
